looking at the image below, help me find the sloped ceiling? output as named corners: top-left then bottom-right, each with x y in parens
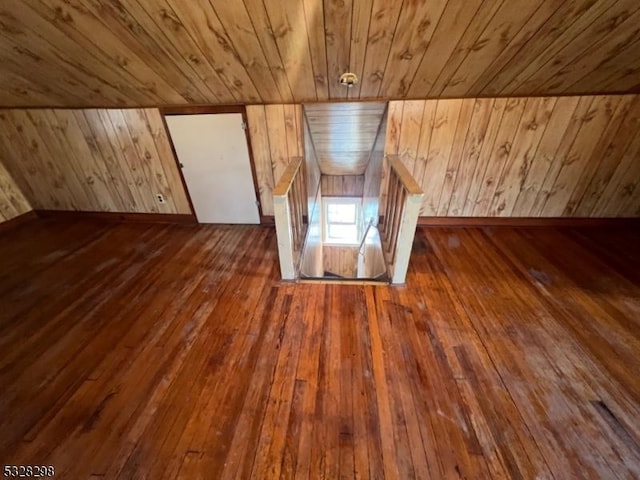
top-left (304, 102), bottom-right (387, 175)
top-left (0, 0), bottom-right (639, 107)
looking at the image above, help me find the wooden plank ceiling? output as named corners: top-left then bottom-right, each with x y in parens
top-left (304, 102), bottom-right (387, 175)
top-left (0, 0), bottom-right (639, 107)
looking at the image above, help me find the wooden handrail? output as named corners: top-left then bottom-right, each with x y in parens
top-left (388, 156), bottom-right (423, 196)
top-left (274, 157), bottom-right (307, 280)
top-left (273, 157), bottom-right (303, 197)
top-left (381, 155), bottom-right (423, 284)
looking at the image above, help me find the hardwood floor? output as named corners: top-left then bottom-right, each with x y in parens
top-left (0, 220), bottom-right (639, 479)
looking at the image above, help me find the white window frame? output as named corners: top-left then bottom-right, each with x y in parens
top-left (322, 197), bottom-right (363, 246)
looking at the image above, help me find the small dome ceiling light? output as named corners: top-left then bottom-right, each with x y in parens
top-left (339, 72), bottom-right (358, 88)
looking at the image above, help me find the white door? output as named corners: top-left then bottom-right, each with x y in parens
top-left (165, 113), bottom-right (260, 224)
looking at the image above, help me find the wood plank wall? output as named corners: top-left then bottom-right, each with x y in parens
top-left (363, 106), bottom-right (388, 222)
top-left (246, 105), bottom-right (303, 216)
top-left (301, 113), bottom-right (323, 278)
top-left (323, 246), bottom-right (359, 278)
top-left (321, 175), bottom-right (365, 197)
top-left (0, 109), bottom-right (191, 214)
top-left (0, 160), bottom-right (31, 223)
top-left (384, 95), bottom-right (640, 217)
top-left (303, 111), bottom-right (321, 211)
top-left (1, 1), bottom-right (640, 107)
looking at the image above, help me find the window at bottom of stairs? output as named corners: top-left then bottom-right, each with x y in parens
top-left (323, 198), bottom-right (361, 245)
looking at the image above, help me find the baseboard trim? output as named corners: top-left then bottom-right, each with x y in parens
top-left (415, 217), bottom-right (640, 227)
top-left (35, 210), bottom-right (197, 224)
top-left (259, 215), bottom-right (305, 226)
top-left (0, 210), bottom-right (38, 234)
top-left (28, 212), bottom-right (639, 228)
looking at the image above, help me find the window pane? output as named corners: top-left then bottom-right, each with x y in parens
top-left (327, 203), bottom-right (356, 223)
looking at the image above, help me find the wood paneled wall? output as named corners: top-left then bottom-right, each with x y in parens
top-left (0, 109), bottom-right (191, 214)
top-left (323, 246), bottom-right (359, 278)
top-left (1, 1), bottom-right (639, 107)
top-left (246, 104), bottom-right (303, 216)
top-left (321, 175), bottom-right (365, 197)
top-left (0, 161), bottom-right (31, 223)
top-left (385, 95), bottom-right (640, 217)
top-left (300, 113), bottom-right (323, 277)
top-left (303, 109), bottom-right (321, 222)
top-left (363, 106), bottom-right (388, 222)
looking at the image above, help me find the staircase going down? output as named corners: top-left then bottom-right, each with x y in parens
top-left (273, 102), bottom-right (423, 285)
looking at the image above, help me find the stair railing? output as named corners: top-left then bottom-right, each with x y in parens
top-left (273, 157), bottom-right (307, 280)
top-left (380, 155), bottom-right (423, 284)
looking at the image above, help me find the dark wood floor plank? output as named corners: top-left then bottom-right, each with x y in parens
top-left (526, 228), bottom-right (640, 327)
top-left (113, 228), bottom-right (265, 478)
top-left (350, 286), bottom-right (384, 480)
top-left (481, 228), bottom-right (640, 473)
top-left (376, 290), bottom-right (431, 479)
top-left (0, 224), bottom-right (195, 458)
top-left (566, 228), bottom-right (640, 285)
top-left (392, 285), bottom-right (493, 479)
top-left (410, 231), bottom-right (551, 480)
top-left (219, 285), bottom-right (291, 480)
top-left (0, 221), bottom-right (639, 479)
top-left (0, 220), bottom-right (110, 294)
top-left (13, 225), bottom-right (239, 476)
top-left (250, 288), bottom-right (308, 479)
top-left (314, 285), bottom-right (342, 479)
top-left (290, 285), bottom-right (325, 480)
top-left (372, 286), bottom-right (417, 480)
top-left (337, 286), bottom-right (356, 480)
top-left (114, 227), bottom-right (278, 480)
top-left (484, 228), bottom-right (640, 397)
top-left (364, 286), bottom-right (402, 480)
top-left (425, 228), bottom-right (637, 478)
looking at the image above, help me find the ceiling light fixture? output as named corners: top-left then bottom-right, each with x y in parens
top-left (339, 72), bottom-right (358, 88)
